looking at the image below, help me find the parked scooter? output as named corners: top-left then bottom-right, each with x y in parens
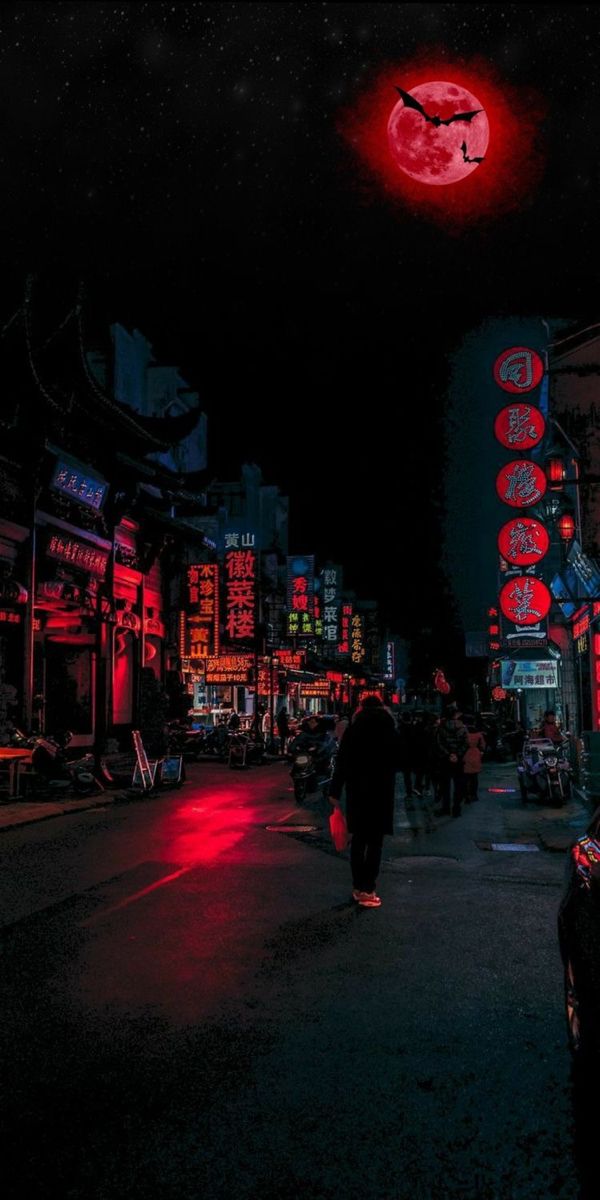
top-left (517, 736), bottom-right (572, 806)
top-left (289, 735), bottom-right (336, 804)
top-left (228, 731), bottom-right (265, 768)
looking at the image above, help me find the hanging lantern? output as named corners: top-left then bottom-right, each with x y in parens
top-left (546, 456), bottom-right (565, 489)
top-left (557, 512), bottom-right (576, 541)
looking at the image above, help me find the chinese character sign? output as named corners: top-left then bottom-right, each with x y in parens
top-left (493, 347), bottom-right (544, 394)
top-left (185, 564), bottom-right (220, 656)
top-left (225, 549), bottom-right (256, 641)
top-left (51, 458), bottom-right (108, 511)
top-left (338, 603), bottom-right (352, 656)
top-left (321, 566), bottom-right (340, 646)
top-left (497, 517), bottom-right (550, 566)
top-left (205, 654), bottom-right (253, 684)
top-left (500, 660), bottom-right (558, 689)
top-left (287, 556), bottom-right (315, 637)
top-left (46, 533), bottom-right (109, 578)
top-left (496, 460), bottom-right (547, 508)
top-left (351, 614), bottom-right (365, 664)
top-left (499, 576), bottom-right (551, 626)
top-left (493, 404), bottom-right (545, 450)
top-left (385, 641), bottom-right (395, 680)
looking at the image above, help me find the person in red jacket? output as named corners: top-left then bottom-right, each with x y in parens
top-left (463, 718), bottom-right (486, 803)
top-left (540, 710), bottom-right (563, 745)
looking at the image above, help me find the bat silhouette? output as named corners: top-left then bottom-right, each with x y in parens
top-left (460, 141), bottom-right (485, 164)
top-left (395, 86), bottom-right (482, 127)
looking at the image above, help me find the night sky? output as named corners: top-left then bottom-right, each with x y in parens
top-left (1, 2), bottom-right (600, 643)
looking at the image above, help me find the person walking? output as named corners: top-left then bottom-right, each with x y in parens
top-left (276, 706), bottom-right (290, 755)
top-left (463, 718), bottom-right (486, 803)
top-left (435, 703), bottom-right (469, 817)
top-left (328, 695), bottom-right (401, 908)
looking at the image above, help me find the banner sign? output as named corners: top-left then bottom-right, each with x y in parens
top-left (351, 613), bottom-right (365, 664)
top-left (51, 455), bottom-right (108, 512)
top-left (186, 563), bottom-right (220, 656)
top-left (338, 603), bottom-right (352, 656)
top-left (500, 660), bottom-right (558, 690)
top-left (287, 555), bottom-right (315, 638)
top-left (299, 680), bottom-right (331, 697)
top-left (205, 654), bottom-right (253, 684)
top-left (321, 565), bottom-right (340, 645)
top-left (46, 532), bottom-right (109, 578)
top-left (225, 548), bottom-right (256, 641)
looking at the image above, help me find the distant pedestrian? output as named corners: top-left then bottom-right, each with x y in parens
top-left (334, 712), bottom-right (349, 743)
top-left (276, 706), bottom-right (290, 755)
top-left (436, 703), bottom-right (469, 817)
top-left (463, 719), bottom-right (486, 803)
top-left (329, 695), bottom-right (401, 908)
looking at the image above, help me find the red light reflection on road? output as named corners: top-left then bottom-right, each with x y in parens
top-left (157, 787), bottom-right (260, 865)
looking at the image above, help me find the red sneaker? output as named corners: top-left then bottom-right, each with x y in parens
top-left (357, 891), bottom-right (382, 908)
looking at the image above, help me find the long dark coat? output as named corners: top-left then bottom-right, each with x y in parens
top-left (329, 707), bottom-right (400, 836)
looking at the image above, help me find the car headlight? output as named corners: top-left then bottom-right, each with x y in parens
top-left (545, 756), bottom-right (557, 767)
top-left (295, 754), bottom-right (309, 766)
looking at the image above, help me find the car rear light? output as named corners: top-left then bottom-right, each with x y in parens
top-left (572, 836), bottom-right (600, 889)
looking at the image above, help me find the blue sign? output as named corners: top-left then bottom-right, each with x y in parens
top-left (550, 573), bottom-right (576, 619)
top-left (51, 456), bottom-right (108, 511)
top-left (567, 540), bottom-right (600, 599)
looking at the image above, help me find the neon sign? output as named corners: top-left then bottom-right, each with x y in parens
top-left (46, 533), bottom-right (108, 578)
top-left (225, 549), bottom-right (256, 641)
top-left (51, 458), bottom-right (108, 511)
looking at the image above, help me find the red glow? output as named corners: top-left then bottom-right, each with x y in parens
top-left (338, 56), bottom-right (547, 228)
top-left (557, 512), bottom-right (576, 541)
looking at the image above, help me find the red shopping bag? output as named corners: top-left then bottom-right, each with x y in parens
top-left (329, 806), bottom-right (349, 852)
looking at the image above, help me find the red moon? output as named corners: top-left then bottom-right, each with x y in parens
top-left (387, 81), bottom-right (489, 185)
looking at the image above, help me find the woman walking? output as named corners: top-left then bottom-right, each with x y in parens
top-left (463, 718), bottom-right (486, 803)
top-left (328, 695), bottom-right (401, 908)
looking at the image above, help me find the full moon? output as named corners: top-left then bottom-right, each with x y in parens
top-left (387, 81), bottom-right (489, 185)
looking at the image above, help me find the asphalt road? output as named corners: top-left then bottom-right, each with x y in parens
top-left (0, 760), bottom-right (593, 1199)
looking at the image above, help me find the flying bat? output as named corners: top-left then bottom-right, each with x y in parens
top-left (460, 141), bottom-right (485, 164)
top-left (395, 86), bottom-right (482, 127)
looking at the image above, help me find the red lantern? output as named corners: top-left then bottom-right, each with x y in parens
top-left (496, 461), bottom-right (547, 508)
top-left (499, 576), bottom-right (552, 626)
top-left (493, 404), bottom-right (545, 450)
top-left (497, 517), bottom-right (550, 566)
top-left (546, 457), bottom-right (565, 489)
top-left (557, 512), bottom-right (576, 541)
top-left (492, 686), bottom-right (507, 701)
top-left (433, 669), bottom-right (450, 694)
top-left (493, 347), bottom-right (544, 394)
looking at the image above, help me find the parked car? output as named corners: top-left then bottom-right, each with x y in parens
top-left (558, 807), bottom-right (600, 1056)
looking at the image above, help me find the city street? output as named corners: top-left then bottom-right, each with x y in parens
top-left (0, 758), bottom-right (593, 1200)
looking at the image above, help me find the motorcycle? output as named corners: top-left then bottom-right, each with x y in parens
top-left (228, 731), bottom-right (265, 768)
top-left (289, 737), bottom-right (336, 804)
top-left (517, 736), bottom-right (572, 806)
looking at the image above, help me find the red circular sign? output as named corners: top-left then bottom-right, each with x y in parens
top-left (493, 403), bottom-right (545, 450)
top-left (495, 460), bottom-right (547, 508)
top-left (499, 576), bottom-right (552, 626)
top-left (497, 517), bottom-right (550, 566)
top-left (492, 686), bottom-right (507, 701)
top-left (493, 347), bottom-right (544, 393)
